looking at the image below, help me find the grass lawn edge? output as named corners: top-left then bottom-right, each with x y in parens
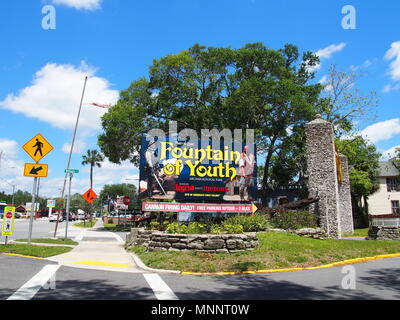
top-left (128, 232), bottom-right (400, 274)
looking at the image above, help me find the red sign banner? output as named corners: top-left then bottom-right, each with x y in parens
top-left (142, 202), bottom-right (258, 213)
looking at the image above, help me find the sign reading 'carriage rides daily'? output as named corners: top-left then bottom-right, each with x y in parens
top-left (139, 137), bottom-right (257, 202)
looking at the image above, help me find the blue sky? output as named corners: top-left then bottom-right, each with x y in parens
top-left (0, 0), bottom-right (399, 197)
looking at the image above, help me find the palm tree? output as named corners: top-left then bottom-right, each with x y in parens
top-left (82, 149), bottom-right (104, 190)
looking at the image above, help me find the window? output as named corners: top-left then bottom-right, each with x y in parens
top-left (386, 178), bottom-right (400, 192)
top-left (392, 200), bottom-right (400, 214)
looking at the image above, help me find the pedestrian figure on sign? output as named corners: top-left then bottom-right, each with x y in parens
top-left (33, 138), bottom-right (44, 157)
top-left (6, 222), bottom-right (10, 230)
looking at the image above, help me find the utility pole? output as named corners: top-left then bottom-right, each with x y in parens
top-left (54, 76), bottom-right (88, 237)
top-left (65, 172), bottom-right (72, 240)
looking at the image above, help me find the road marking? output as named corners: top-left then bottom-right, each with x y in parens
top-left (73, 260), bottom-right (132, 268)
top-left (111, 232), bottom-right (125, 243)
top-left (143, 273), bottom-right (179, 300)
top-left (75, 229), bottom-right (87, 241)
top-left (7, 264), bottom-right (60, 300)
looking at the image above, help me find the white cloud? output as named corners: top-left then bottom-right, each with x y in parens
top-left (361, 118), bottom-right (400, 143)
top-left (384, 41), bottom-right (400, 81)
top-left (382, 83), bottom-right (400, 93)
top-left (316, 43), bottom-right (347, 60)
top-left (62, 140), bottom-right (86, 154)
top-left (309, 43), bottom-right (347, 72)
top-left (0, 62), bottom-right (119, 134)
top-left (52, 0), bottom-right (101, 11)
top-left (0, 139), bottom-right (18, 159)
top-left (380, 145), bottom-right (400, 161)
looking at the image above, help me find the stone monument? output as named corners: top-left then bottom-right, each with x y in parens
top-left (306, 115), bottom-right (354, 238)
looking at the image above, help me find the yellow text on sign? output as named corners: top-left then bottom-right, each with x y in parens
top-left (2, 206), bottom-right (16, 237)
top-left (22, 133), bottom-right (54, 163)
top-left (24, 163), bottom-right (49, 178)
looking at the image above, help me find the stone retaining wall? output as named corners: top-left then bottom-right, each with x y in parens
top-left (126, 229), bottom-right (259, 253)
top-left (368, 226), bottom-right (400, 240)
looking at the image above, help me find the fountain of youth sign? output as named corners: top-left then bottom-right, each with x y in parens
top-left (139, 137), bottom-right (257, 203)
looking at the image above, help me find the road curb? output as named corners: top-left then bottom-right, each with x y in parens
top-left (180, 253), bottom-right (400, 275)
top-left (128, 252), bottom-right (180, 274)
top-left (0, 253), bottom-right (44, 260)
top-left (9, 240), bottom-right (77, 248)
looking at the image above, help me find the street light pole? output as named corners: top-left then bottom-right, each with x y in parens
top-left (11, 184), bottom-right (15, 205)
top-left (54, 76), bottom-right (88, 238)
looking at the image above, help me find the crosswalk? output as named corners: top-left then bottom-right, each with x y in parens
top-left (5, 263), bottom-right (179, 301)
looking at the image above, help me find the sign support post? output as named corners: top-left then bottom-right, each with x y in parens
top-left (65, 172), bottom-right (73, 240)
top-left (28, 177), bottom-right (38, 244)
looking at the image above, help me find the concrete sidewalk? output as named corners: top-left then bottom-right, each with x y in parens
top-left (48, 219), bottom-right (145, 273)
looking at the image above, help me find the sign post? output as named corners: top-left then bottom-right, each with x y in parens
top-left (22, 133), bottom-right (53, 244)
top-left (65, 172), bottom-right (73, 240)
top-left (2, 206), bottom-right (16, 244)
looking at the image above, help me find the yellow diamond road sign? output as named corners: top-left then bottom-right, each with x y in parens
top-left (22, 133), bottom-right (53, 163)
top-left (24, 163), bottom-right (49, 178)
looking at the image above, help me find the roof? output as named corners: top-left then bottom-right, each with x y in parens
top-left (378, 160), bottom-right (400, 177)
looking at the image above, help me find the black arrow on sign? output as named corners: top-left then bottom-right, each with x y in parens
top-left (29, 166), bottom-right (43, 175)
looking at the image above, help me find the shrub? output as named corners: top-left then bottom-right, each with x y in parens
top-left (166, 222), bottom-right (181, 234)
top-left (222, 224), bottom-right (244, 234)
top-left (149, 221), bottom-right (160, 230)
top-left (187, 222), bottom-right (207, 234)
top-left (223, 213), bottom-right (269, 232)
top-left (166, 222), bottom-right (188, 234)
top-left (211, 225), bottom-right (222, 234)
top-left (271, 211), bottom-right (318, 230)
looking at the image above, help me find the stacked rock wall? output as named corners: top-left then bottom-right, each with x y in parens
top-left (126, 229), bottom-right (259, 253)
top-left (368, 226), bottom-right (400, 240)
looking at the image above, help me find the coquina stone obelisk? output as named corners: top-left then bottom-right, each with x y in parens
top-left (306, 115), bottom-right (354, 238)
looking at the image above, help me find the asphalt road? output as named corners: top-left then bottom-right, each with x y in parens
top-left (0, 254), bottom-right (399, 300)
top-left (0, 218), bottom-right (68, 242)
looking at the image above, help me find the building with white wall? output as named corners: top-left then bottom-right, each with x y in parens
top-left (368, 160), bottom-right (400, 216)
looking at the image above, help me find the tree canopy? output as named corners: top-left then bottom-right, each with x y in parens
top-left (98, 42), bottom-right (378, 204)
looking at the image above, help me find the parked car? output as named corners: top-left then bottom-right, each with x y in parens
top-left (49, 214), bottom-right (63, 222)
top-left (62, 213), bottom-right (73, 221)
top-left (77, 213), bottom-right (85, 220)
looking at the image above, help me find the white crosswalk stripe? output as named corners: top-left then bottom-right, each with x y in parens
top-left (143, 273), bottom-right (179, 300)
top-left (7, 265), bottom-right (60, 300)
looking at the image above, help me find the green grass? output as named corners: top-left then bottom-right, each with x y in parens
top-left (343, 228), bottom-right (369, 238)
top-left (73, 219), bottom-right (97, 228)
top-left (129, 231), bottom-right (400, 273)
top-left (0, 244), bottom-right (73, 258)
top-left (14, 238), bottom-right (78, 246)
top-left (103, 223), bottom-right (132, 232)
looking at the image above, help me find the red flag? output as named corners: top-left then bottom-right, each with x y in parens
top-left (90, 103), bottom-right (111, 109)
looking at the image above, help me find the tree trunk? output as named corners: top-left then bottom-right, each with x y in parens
top-left (261, 136), bottom-right (277, 206)
top-left (90, 165), bottom-right (93, 190)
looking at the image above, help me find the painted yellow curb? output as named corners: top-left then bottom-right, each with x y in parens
top-left (73, 260), bottom-right (132, 268)
top-left (181, 253), bottom-right (400, 275)
top-left (0, 253), bottom-right (44, 260)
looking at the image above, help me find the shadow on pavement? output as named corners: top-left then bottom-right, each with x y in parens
top-left (174, 274), bottom-right (383, 300)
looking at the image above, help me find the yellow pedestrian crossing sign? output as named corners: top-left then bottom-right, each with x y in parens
top-left (22, 133), bottom-right (53, 163)
top-left (24, 163), bottom-right (49, 178)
